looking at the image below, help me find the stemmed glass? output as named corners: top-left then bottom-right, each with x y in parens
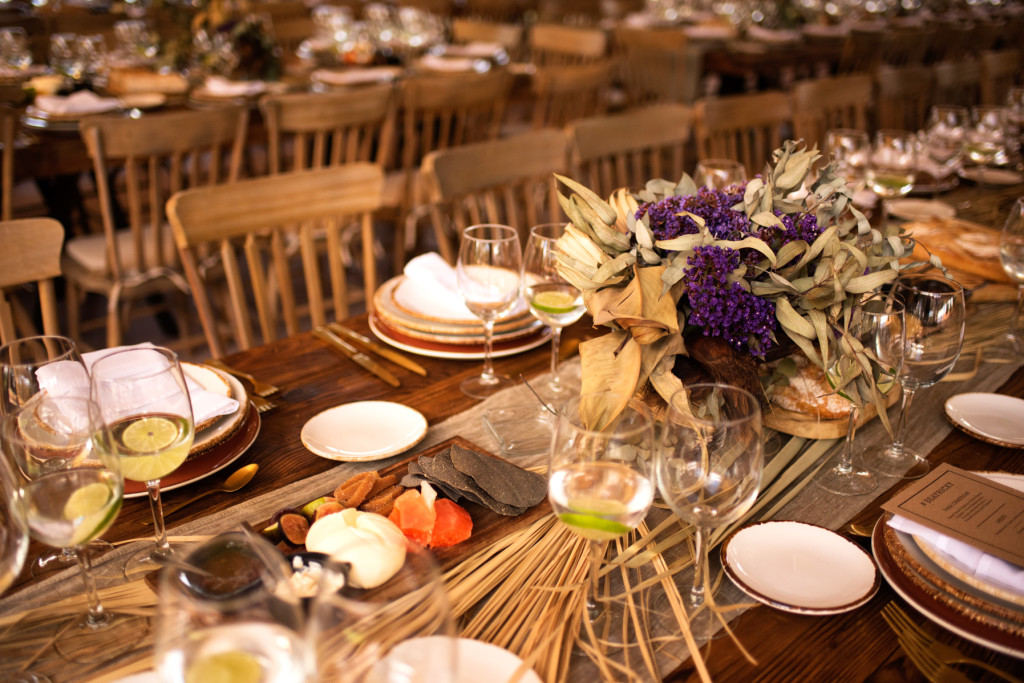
top-left (90, 346), bottom-right (195, 577)
top-left (816, 295), bottom-right (905, 496)
top-left (523, 223), bottom-right (585, 402)
top-left (866, 130), bottom-right (917, 229)
top-left (0, 449), bottom-right (27, 594)
top-left (309, 546), bottom-right (456, 682)
top-left (863, 274), bottom-right (966, 479)
top-left (1006, 87), bottom-right (1024, 168)
top-left (921, 106), bottom-right (968, 184)
top-left (655, 383), bottom-right (764, 640)
top-left (694, 159), bottom-right (747, 191)
top-left (548, 393), bottom-right (655, 623)
top-left (988, 197), bottom-right (1024, 360)
top-left (826, 129), bottom-right (870, 192)
top-left (0, 336), bottom-right (116, 578)
top-left (456, 224), bottom-right (523, 399)
top-left (2, 395), bottom-right (145, 662)
top-left (966, 106), bottom-right (1009, 187)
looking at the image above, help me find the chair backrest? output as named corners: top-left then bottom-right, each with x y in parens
top-left (874, 64), bottom-right (932, 131)
top-left (881, 22), bottom-right (930, 66)
top-left (80, 106), bottom-right (249, 281)
top-left (837, 27), bottom-right (885, 74)
top-left (932, 59), bottom-right (982, 110)
top-left (568, 103), bottom-right (692, 198)
top-left (694, 91), bottom-right (793, 178)
top-left (0, 104), bottom-right (17, 222)
top-left (528, 23), bottom-right (608, 66)
top-left (420, 128), bottom-right (569, 263)
top-left (615, 26), bottom-right (697, 105)
top-left (981, 49), bottom-right (1020, 105)
top-left (168, 164), bottom-right (384, 357)
top-left (925, 18), bottom-right (973, 63)
top-left (451, 18), bottom-right (524, 60)
top-left (792, 74), bottom-right (873, 151)
top-left (259, 85), bottom-right (396, 174)
top-left (529, 60), bottom-right (614, 129)
top-left (0, 218), bottom-right (64, 344)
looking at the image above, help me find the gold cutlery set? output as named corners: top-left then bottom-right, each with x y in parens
top-left (313, 322), bottom-right (427, 387)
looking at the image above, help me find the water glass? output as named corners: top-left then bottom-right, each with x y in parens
top-left (921, 106), bottom-right (968, 179)
top-left (0, 27), bottom-right (32, 71)
top-left (694, 159), bottom-right (747, 191)
top-left (988, 197), bottom-right (1024, 360)
top-left (826, 128), bottom-right (870, 192)
top-left (0, 451), bottom-right (27, 595)
top-left (867, 130), bottom-right (917, 227)
top-left (967, 106), bottom-right (1010, 184)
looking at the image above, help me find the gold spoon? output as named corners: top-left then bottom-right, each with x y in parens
top-left (144, 463), bottom-right (259, 523)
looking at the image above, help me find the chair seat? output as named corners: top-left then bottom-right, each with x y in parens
top-left (63, 224), bottom-right (178, 285)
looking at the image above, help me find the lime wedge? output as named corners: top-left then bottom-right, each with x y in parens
top-left (64, 481), bottom-right (117, 546)
top-left (122, 416), bottom-right (179, 454)
top-left (186, 651), bottom-right (263, 683)
top-left (558, 513), bottom-right (631, 539)
top-left (530, 290), bottom-right (578, 314)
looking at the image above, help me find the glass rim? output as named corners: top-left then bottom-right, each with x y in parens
top-left (893, 272), bottom-right (964, 296)
top-left (665, 382), bottom-right (761, 428)
top-left (559, 392), bottom-right (653, 436)
top-left (0, 335), bottom-right (78, 367)
top-left (461, 224), bottom-right (519, 242)
top-left (89, 345), bottom-right (181, 382)
top-left (527, 222), bottom-right (568, 240)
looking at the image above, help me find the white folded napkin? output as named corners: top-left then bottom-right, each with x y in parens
top-left (202, 76), bottom-right (267, 97)
top-left (36, 343), bottom-right (238, 426)
top-left (34, 90), bottom-right (122, 116)
top-left (311, 66), bottom-right (399, 86)
top-left (888, 515), bottom-right (1024, 596)
top-left (443, 41), bottom-right (503, 59)
top-left (417, 54), bottom-right (478, 72)
top-left (398, 253), bottom-right (477, 320)
top-left (746, 25), bottom-right (801, 43)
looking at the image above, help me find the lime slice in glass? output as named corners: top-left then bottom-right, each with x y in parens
top-left (186, 651), bottom-right (263, 683)
top-left (64, 481), bottom-right (116, 545)
top-left (122, 416), bottom-right (179, 453)
top-left (530, 290), bottom-right (578, 314)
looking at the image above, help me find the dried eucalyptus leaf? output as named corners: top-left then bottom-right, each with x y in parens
top-left (776, 297), bottom-right (816, 338)
top-left (555, 174), bottom-right (618, 226)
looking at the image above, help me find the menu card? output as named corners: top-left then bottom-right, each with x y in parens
top-left (882, 463), bottom-right (1024, 567)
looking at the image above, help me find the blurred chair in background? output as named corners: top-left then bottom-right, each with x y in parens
top-left (694, 91), bottom-right (793, 178)
top-left (0, 218), bottom-right (64, 344)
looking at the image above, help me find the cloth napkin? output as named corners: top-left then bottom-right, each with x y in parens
top-left (311, 67), bottom-right (399, 86)
top-left (417, 54), bottom-right (479, 72)
top-left (397, 253), bottom-right (527, 321)
top-left (34, 90), bottom-right (121, 116)
top-left (36, 343), bottom-right (238, 426)
top-left (888, 515), bottom-right (1024, 596)
top-left (442, 42), bottom-right (504, 59)
top-left (202, 76), bottom-right (267, 97)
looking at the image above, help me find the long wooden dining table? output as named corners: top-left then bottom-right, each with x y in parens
top-left (3, 182), bottom-right (1024, 681)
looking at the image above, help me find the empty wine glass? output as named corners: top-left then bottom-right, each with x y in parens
top-left (816, 295), bottom-right (905, 496)
top-left (456, 224), bottom-right (523, 399)
top-left (988, 197), bottom-right (1024, 360)
top-left (863, 274), bottom-right (966, 479)
top-left (549, 393), bottom-right (655, 623)
top-left (2, 395), bottom-right (146, 662)
top-left (0, 27), bottom-right (32, 72)
top-left (826, 128), bottom-right (870, 192)
top-left (694, 159), bottom-right (747, 191)
top-left (656, 383), bottom-right (763, 641)
top-left (867, 130), bottom-right (917, 229)
top-left (0, 450), bottom-right (27, 594)
top-left (523, 223), bottom-right (585, 402)
top-left (921, 106), bottom-right (968, 183)
top-left (90, 346), bottom-right (195, 577)
top-left (309, 545), bottom-right (456, 682)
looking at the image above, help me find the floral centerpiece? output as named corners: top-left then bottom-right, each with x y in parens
top-left (554, 141), bottom-right (927, 428)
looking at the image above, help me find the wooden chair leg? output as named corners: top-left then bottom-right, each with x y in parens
top-left (66, 281), bottom-right (82, 343)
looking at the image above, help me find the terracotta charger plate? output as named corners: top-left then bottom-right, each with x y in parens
top-left (370, 314), bottom-right (551, 360)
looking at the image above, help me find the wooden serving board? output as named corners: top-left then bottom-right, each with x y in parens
top-left (763, 389), bottom-right (900, 439)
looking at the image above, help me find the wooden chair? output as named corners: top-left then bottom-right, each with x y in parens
top-left (693, 91), bottom-right (793, 178)
top-left (881, 22), bottom-right (929, 67)
top-left (792, 74), bottom-right (873, 152)
top-left (462, 0), bottom-right (530, 23)
top-left (837, 27), bottom-right (885, 74)
top-left (874, 64), bottom-right (932, 132)
top-left (420, 128), bottom-right (569, 263)
top-left (392, 69), bottom-right (512, 271)
top-left (527, 24), bottom-right (608, 66)
top-left (167, 164), bottom-right (384, 357)
top-left (529, 60), bottom-right (614, 129)
top-left (64, 106), bottom-right (248, 349)
top-left (0, 218), bottom-right (64, 344)
top-left (451, 18), bottom-right (524, 61)
top-left (0, 104), bottom-right (16, 222)
top-left (932, 59), bottom-right (982, 110)
top-left (925, 18), bottom-right (973, 63)
top-left (981, 49), bottom-right (1020, 105)
top-left (568, 104), bottom-right (692, 199)
top-left (615, 26), bottom-right (698, 106)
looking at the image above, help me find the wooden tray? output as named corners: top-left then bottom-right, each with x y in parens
top-left (763, 389), bottom-right (900, 439)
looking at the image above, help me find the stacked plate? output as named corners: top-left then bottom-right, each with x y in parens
top-left (370, 275), bottom-right (551, 359)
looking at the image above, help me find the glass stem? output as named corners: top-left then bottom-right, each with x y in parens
top-left (690, 526), bottom-right (707, 610)
top-left (586, 539), bottom-right (604, 620)
top-left (146, 480), bottom-right (170, 559)
top-left (837, 408), bottom-right (861, 475)
top-left (75, 544), bottom-right (107, 629)
top-left (1012, 285), bottom-right (1024, 345)
top-left (480, 318), bottom-right (496, 383)
top-left (889, 388), bottom-right (917, 457)
top-left (548, 326), bottom-right (563, 391)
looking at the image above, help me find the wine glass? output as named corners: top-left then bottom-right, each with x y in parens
top-left (0, 336), bottom-right (116, 578)
top-left (826, 128), bottom-right (870, 192)
top-left (988, 197), bottom-right (1024, 360)
top-left (863, 274), bottom-right (966, 479)
top-left (89, 346), bottom-right (195, 577)
top-left (921, 106), bottom-right (968, 184)
top-left (1, 394), bottom-right (146, 662)
top-left (866, 130), bottom-right (917, 229)
top-left (0, 449), bottom-right (27, 594)
top-left (157, 531), bottom-right (314, 683)
top-left (966, 106), bottom-right (1009, 187)
top-left (309, 545), bottom-right (456, 682)
top-left (694, 159), bottom-right (747, 191)
top-left (548, 393), bottom-right (655, 623)
top-left (1006, 87), bottom-right (1024, 168)
top-left (816, 294), bottom-right (905, 496)
top-left (655, 383), bottom-right (763, 641)
top-left (523, 223), bottom-right (585, 402)
top-left (456, 224), bottom-right (523, 399)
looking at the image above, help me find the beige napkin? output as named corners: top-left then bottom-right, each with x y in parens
top-left (34, 90), bottom-right (121, 116)
top-left (202, 76), bottom-right (267, 97)
top-left (417, 54), bottom-right (479, 72)
top-left (311, 66), bottom-right (400, 86)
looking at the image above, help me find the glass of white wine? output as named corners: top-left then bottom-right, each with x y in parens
top-left (523, 223), bottom-right (585, 401)
top-left (989, 197), bottom-right (1024, 360)
top-left (456, 224), bottom-right (523, 399)
top-left (548, 393), bottom-right (655, 623)
top-left (2, 394), bottom-right (146, 662)
top-left (866, 129), bottom-right (917, 229)
top-left (89, 346), bottom-right (195, 577)
top-left (0, 447), bottom-right (27, 595)
top-left (966, 106), bottom-right (1009, 187)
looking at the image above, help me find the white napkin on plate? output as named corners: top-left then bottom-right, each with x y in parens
top-left (202, 76), bottom-right (267, 97)
top-left (34, 90), bottom-right (121, 116)
top-left (417, 54), bottom-right (479, 72)
top-left (311, 67), bottom-right (399, 86)
top-left (443, 41), bottom-right (504, 59)
top-left (398, 252), bottom-right (476, 320)
top-left (888, 515), bottom-right (1024, 596)
top-left (36, 343), bottom-right (238, 426)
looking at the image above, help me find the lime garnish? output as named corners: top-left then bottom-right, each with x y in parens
top-left (122, 416), bottom-right (179, 454)
top-left (64, 481), bottom-right (116, 545)
top-left (186, 651), bottom-right (263, 683)
top-left (530, 290), bottom-right (578, 314)
top-left (558, 513), bottom-right (632, 538)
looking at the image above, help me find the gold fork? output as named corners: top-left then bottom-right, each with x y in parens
top-left (882, 603), bottom-right (1023, 683)
top-left (204, 359), bottom-right (280, 397)
top-left (249, 394), bottom-right (277, 413)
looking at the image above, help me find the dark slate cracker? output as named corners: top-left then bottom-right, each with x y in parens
top-left (401, 468), bottom-right (462, 501)
top-left (449, 443), bottom-right (547, 508)
top-left (419, 452), bottom-right (526, 516)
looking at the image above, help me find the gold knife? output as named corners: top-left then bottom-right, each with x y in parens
top-left (328, 322), bottom-right (428, 376)
top-left (313, 328), bottom-right (401, 388)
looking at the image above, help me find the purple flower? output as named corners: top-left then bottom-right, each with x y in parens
top-left (637, 186), bottom-right (748, 242)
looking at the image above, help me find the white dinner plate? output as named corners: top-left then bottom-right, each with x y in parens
top-left (387, 637), bottom-right (542, 683)
top-left (301, 401), bottom-right (428, 461)
top-left (888, 198), bottom-right (956, 222)
top-left (958, 167), bottom-right (1024, 186)
top-left (180, 363), bottom-right (248, 455)
top-left (721, 520), bottom-right (879, 615)
top-left (944, 393), bottom-right (1024, 448)
top-left (370, 314), bottom-right (551, 360)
